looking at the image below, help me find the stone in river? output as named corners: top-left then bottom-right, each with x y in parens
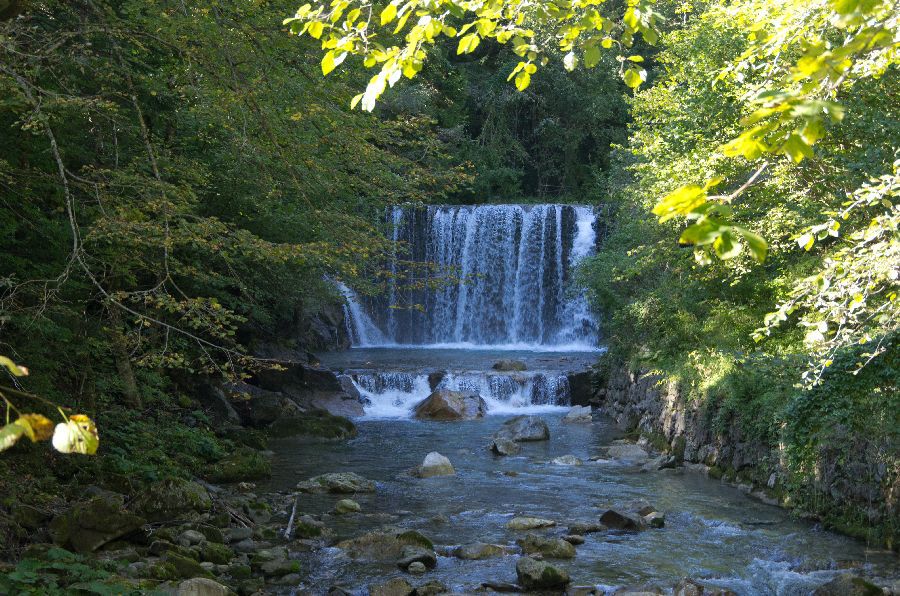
top-left (397, 545), bottom-right (437, 570)
top-left (495, 415), bottom-right (550, 442)
top-left (516, 533), bottom-right (577, 559)
top-left (812, 574), bottom-right (883, 596)
top-left (563, 534), bottom-right (585, 545)
top-left (491, 437), bottom-right (521, 456)
top-left (296, 472), bottom-right (375, 494)
top-left (368, 577), bottom-right (414, 596)
top-left (599, 509), bottom-right (646, 531)
top-left (562, 405), bottom-right (592, 423)
top-left (406, 561), bottom-right (427, 575)
top-left (415, 580), bottom-right (450, 596)
top-left (334, 498), bottom-right (361, 514)
top-left (516, 556), bottom-right (570, 590)
top-left (336, 528), bottom-right (434, 561)
top-left (415, 452), bottom-right (455, 478)
top-left (606, 443), bottom-right (651, 463)
top-left (452, 542), bottom-right (510, 560)
top-left (507, 516), bottom-right (556, 530)
top-left (413, 389), bottom-right (487, 420)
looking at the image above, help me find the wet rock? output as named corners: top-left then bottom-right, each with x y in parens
top-left (336, 528), bottom-right (434, 562)
top-left (133, 478), bottom-right (212, 524)
top-left (229, 383), bottom-right (305, 427)
top-left (567, 522), bottom-right (606, 535)
top-left (199, 542), bottom-right (234, 565)
top-left (516, 556), bottom-right (570, 590)
top-left (334, 498), bottom-right (362, 514)
top-left (397, 545), bottom-right (437, 570)
top-left (179, 529), bottom-right (205, 546)
top-left (643, 511), bottom-right (665, 528)
top-left (259, 558), bottom-right (301, 577)
top-left (296, 472), bottom-right (376, 493)
top-left (407, 561), bottom-right (427, 575)
top-left (415, 451), bottom-right (455, 478)
top-left (481, 581), bottom-right (521, 593)
top-left (495, 415), bottom-right (550, 442)
top-left (507, 516), bottom-right (556, 530)
top-left (517, 533), bottom-right (577, 559)
top-left (491, 437), bottom-right (521, 456)
top-left (562, 405), bottom-right (592, 423)
top-left (207, 448), bottom-right (272, 483)
top-left (567, 588), bottom-right (601, 596)
top-left (452, 542), bottom-right (510, 560)
top-left (641, 455), bottom-right (677, 472)
top-left (427, 371), bottom-right (446, 391)
top-left (673, 578), bottom-right (704, 596)
top-left (563, 535), bottom-right (585, 545)
top-left (415, 580), bottom-right (450, 595)
top-left (49, 494), bottom-right (146, 553)
top-left (552, 455), bottom-right (583, 466)
top-left (369, 577), bottom-right (415, 596)
top-left (175, 577), bottom-right (235, 596)
top-left (606, 443), bottom-right (650, 463)
top-left (493, 359), bottom-right (527, 371)
top-left (167, 552), bottom-right (213, 579)
top-left (413, 389), bottom-right (488, 420)
top-left (812, 574), bottom-right (882, 595)
top-left (599, 509), bottom-right (645, 531)
top-left (327, 586), bottom-right (352, 596)
top-left (613, 587), bottom-right (664, 595)
top-left (232, 538), bottom-right (256, 554)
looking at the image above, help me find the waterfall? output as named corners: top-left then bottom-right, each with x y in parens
top-left (344, 204), bottom-right (599, 349)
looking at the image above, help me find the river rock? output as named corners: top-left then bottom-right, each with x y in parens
top-left (415, 580), bottom-right (450, 596)
top-left (567, 522), bottom-right (606, 535)
top-left (296, 472), bottom-right (376, 493)
top-left (552, 455), bottom-right (583, 466)
top-left (452, 542), bottom-right (510, 560)
top-left (491, 437), bottom-right (521, 456)
top-left (643, 511), bottom-right (665, 528)
top-left (516, 556), bottom-right (570, 590)
top-left (495, 415), bottom-right (550, 442)
top-left (397, 545), bottom-right (438, 570)
top-left (507, 516), bottom-right (556, 530)
top-left (49, 493), bottom-right (146, 553)
top-left (614, 587), bottom-right (664, 595)
top-left (334, 499), bottom-right (361, 514)
top-left (599, 509), bottom-right (645, 531)
top-left (563, 534), bottom-right (585, 545)
top-left (228, 382), bottom-right (305, 427)
top-left (562, 405), bottom-right (592, 423)
top-left (493, 359), bottom-right (527, 371)
top-left (407, 561), bottom-right (427, 575)
top-left (673, 578), bottom-right (705, 596)
top-left (517, 533), bottom-right (577, 558)
top-left (336, 528), bottom-right (434, 562)
top-left (369, 577), bottom-right (415, 596)
top-left (175, 577), bottom-right (235, 596)
top-left (415, 452), bottom-right (455, 477)
top-left (606, 443), bottom-right (651, 463)
top-left (812, 574), bottom-right (883, 595)
top-left (413, 389), bottom-right (487, 420)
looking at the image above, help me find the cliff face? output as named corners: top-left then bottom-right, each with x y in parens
top-left (598, 366), bottom-right (897, 549)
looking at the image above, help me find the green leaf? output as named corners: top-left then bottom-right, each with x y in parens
top-left (0, 421), bottom-right (27, 453)
top-left (0, 356), bottom-right (28, 377)
top-left (457, 34), bottom-right (480, 55)
top-left (584, 45), bottom-right (601, 68)
top-left (735, 226), bottom-right (768, 262)
top-left (653, 184), bottom-right (707, 222)
top-left (515, 70), bottom-right (531, 91)
top-left (623, 67), bottom-right (646, 89)
top-left (380, 3), bottom-right (397, 25)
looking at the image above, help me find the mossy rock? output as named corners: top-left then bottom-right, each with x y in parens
top-left (266, 411), bottom-right (357, 440)
top-left (228, 563), bottom-right (252, 580)
top-left (200, 541), bottom-right (234, 565)
top-left (206, 448), bottom-right (272, 483)
top-left (217, 427), bottom-right (269, 450)
top-left (144, 561), bottom-right (178, 581)
top-left (293, 521), bottom-right (323, 539)
top-left (336, 529), bottom-right (434, 561)
top-left (131, 478), bottom-right (212, 523)
top-left (166, 552), bottom-right (214, 579)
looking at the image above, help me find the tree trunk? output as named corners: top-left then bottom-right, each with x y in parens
top-left (108, 306), bottom-right (142, 409)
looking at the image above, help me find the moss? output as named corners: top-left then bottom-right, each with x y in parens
top-left (166, 552), bottom-right (213, 579)
top-left (206, 447), bottom-right (271, 483)
top-left (200, 542), bottom-right (234, 565)
top-left (672, 436), bottom-right (686, 462)
top-left (398, 530), bottom-right (434, 551)
top-left (293, 521), bottom-right (322, 539)
top-left (266, 411), bottom-right (357, 440)
top-left (707, 466), bottom-right (724, 480)
top-left (229, 564), bottom-right (252, 579)
top-left (640, 430), bottom-right (670, 454)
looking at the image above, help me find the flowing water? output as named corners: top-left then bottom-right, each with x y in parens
top-left (276, 203), bottom-right (899, 594)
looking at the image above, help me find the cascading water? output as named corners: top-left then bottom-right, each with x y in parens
top-left (344, 204), bottom-right (599, 349)
top-left (333, 203), bottom-right (602, 417)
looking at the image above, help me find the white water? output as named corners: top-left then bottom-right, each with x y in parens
top-left (351, 370), bottom-right (572, 419)
top-left (342, 204), bottom-right (599, 349)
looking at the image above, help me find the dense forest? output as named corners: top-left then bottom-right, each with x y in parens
top-left (0, 0), bottom-right (896, 593)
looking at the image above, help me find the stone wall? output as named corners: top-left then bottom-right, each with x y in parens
top-left (597, 366), bottom-right (897, 548)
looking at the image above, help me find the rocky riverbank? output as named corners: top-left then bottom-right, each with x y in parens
top-left (595, 365), bottom-right (898, 550)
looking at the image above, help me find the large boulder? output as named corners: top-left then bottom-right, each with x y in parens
top-left (50, 494), bottom-right (146, 553)
top-left (452, 542), bottom-right (510, 560)
top-left (566, 371), bottom-right (593, 406)
top-left (600, 509), bottom-right (646, 531)
top-left (413, 389), bottom-right (487, 420)
top-left (493, 359), bottom-right (527, 372)
top-left (228, 383), bottom-right (305, 427)
top-left (267, 410), bottom-right (357, 439)
top-left (369, 578), bottom-right (414, 596)
top-left (415, 452), bottom-right (455, 478)
top-left (132, 479), bottom-right (212, 523)
top-left (336, 529), bottom-right (434, 562)
top-left (296, 472), bottom-right (376, 493)
top-left (195, 383), bottom-right (242, 426)
top-left (176, 578), bottom-right (236, 596)
top-left (516, 556), bottom-right (570, 590)
top-left (606, 443), bottom-right (651, 463)
top-left (516, 534), bottom-right (577, 559)
top-left (495, 415), bottom-right (550, 442)
top-left (254, 360), bottom-right (363, 417)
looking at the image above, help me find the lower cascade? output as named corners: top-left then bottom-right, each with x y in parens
top-left (349, 370), bottom-right (571, 418)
